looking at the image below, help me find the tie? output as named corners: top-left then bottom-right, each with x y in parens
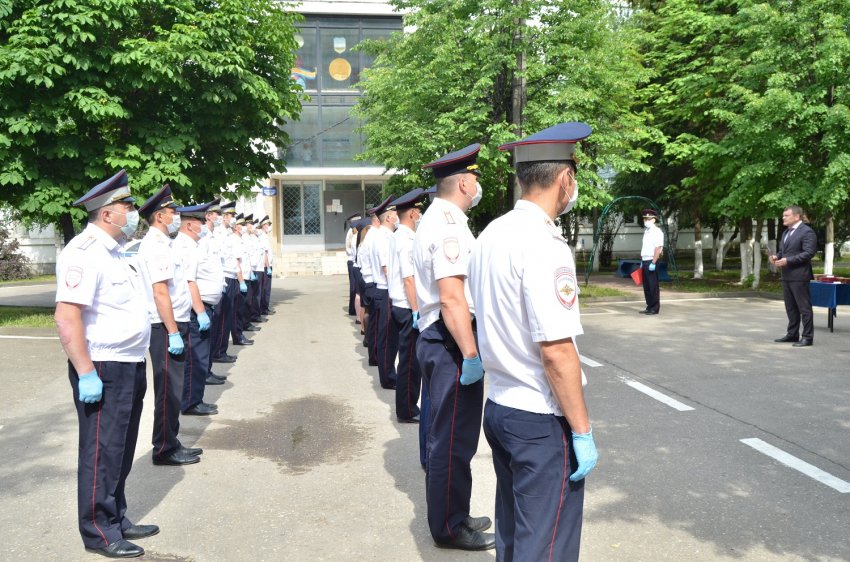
top-left (783, 227), bottom-right (795, 249)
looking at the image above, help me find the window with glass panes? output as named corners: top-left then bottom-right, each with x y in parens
top-left (283, 16), bottom-right (401, 168)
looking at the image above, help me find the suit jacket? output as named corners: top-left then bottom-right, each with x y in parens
top-left (776, 222), bottom-right (816, 282)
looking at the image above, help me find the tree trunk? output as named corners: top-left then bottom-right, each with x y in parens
top-left (824, 214), bottom-right (834, 275)
top-left (693, 217), bottom-right (704, 279)
top-left (752, 219), bottom-right (763, 289)
top-left (591, 208), bottom-right (600, 272)
top-left (716, 226), bottom-right (739, 271)
top-left (511, 10), bottom-right (526, 205)
top-left (739, 218), bottom-right (753, 284)
top-left (766, 218), bottom-right (777, 273)
top-left (59, 212), bottom-right (77, 246)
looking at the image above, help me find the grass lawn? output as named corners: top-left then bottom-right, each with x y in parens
top-left (0, 306), bottom-right (56, 328)
top-left (581, 284), bottom-right (631, 298)
top-left (0, 275), bottom-right (56, 286)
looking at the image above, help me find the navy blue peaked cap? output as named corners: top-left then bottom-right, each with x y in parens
top-left (220, 201), bottom-right (237, 214)
top-left (423, 143), bottom-right (482, 179)
top-left (368, 195), bottom-right (396, 216)
top-left (352, 218), bottom-right (372, 230)
top-left (138, 184), bottom-right (178, 220)
top-left (207, 197), bottom-right (222, 213)
top-left (424, 185), bottom-right (437, 195)
top-left (391, 188), bottom-right (425, 211)
top-left (346, 211), bottom-right (363, 221)
top-left (176, 202), bottom-right (209, 220)
top-left (74, 169), bottom-right (134, 211)
top-left (499, 122), bottom-right (592, 164)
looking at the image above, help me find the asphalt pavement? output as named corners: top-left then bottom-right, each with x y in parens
top-left (0, 277), bottom-right (847, 561)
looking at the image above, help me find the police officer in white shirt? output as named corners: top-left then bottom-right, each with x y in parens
top-left (351, 218), bottom-right (370, 335)
top-left (258, 216), bottom-right (275, 315)
top-left (469, 123), bottom-right (599, 562)
top-left (366, 196), bottom-right (399, 389)
top-left (640, 208), bottom-right (665, 315)
top-left (345, 212), bottom-right (362, 316)
top-left (137, 185), bottom-right (201, 466)
top-left (228, 213), bottom-right (253, 345)
top-left (387, 189), bottom-right (425, 423)
top-left (413, 143), bottom-right (495, 551)
top-left (173, 202), bottom-right (223, 417)
top-left (358, 213), bottom-right (379, 366)
top-left (55, 170), bottom-right (158, 559)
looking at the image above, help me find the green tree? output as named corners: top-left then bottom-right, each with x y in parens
top-left (0, 0), bottom-right (301, 242)
top-left (354, 0), bottom-right (656, 232)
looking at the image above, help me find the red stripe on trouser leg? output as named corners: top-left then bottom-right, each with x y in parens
top-left (158, 340), bottom-right (169, 456)
top-left (444, 365), bottom-right (461, 538)
top-left (91, 362), bottom-right (108, 546)
top-left (548, 432), bottom-right (569, 561)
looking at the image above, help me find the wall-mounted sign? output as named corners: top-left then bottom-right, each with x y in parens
top-left (262, 187), bottom-right (277, 196)
top-left (334, 37), bottom-right (346, 53)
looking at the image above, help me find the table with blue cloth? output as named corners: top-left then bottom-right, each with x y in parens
top-left (809, 281), bottom-right (850, 332)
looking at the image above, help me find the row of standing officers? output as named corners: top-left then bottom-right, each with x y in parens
top-left (346, 122), bottom-right (600, 559)
top-left (54, 173), bottom-right (275, 558)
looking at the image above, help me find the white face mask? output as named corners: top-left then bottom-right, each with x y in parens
top-left (469, 181), bottom-right (483, 208)
top-left (560, 179), bottom-right (578, 216)
top-left (214, 217), bottom-right (223, 228)
top-left (199, 224), bottom-right (209, 238)
top-left (644, 218), bottom-right (656, 227)
top-left (112, 209), bottom-right (140, 238)
top-left (166, 213), bottom-right (181, 234)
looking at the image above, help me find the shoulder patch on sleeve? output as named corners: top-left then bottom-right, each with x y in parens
top-left (65, 265), bottom-right (84, 288)
top-left (443, 237), bottom-right (460, 264)
top-left (554, 267), bottom-right (577, 309)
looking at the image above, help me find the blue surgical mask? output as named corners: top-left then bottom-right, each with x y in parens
top-left (469, 181), bottom-right (483, 208)
top-left (167, 214), bottom-right (181, 234)
top-left (112, 209), bottom-right (140, 238)
top-left (199, 225), bottom-right (209, 238)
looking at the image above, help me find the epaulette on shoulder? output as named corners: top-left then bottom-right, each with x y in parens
top-left (75, 236), bottom-right (97, 250)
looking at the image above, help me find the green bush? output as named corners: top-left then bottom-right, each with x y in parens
top-left (0, 225), bottom-right (32, 280)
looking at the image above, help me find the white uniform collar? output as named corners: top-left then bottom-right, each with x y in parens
top-left (86, 222), bottom-right (120, 252)
top-left (431, 197), bottom-right (469, 224)
top-left (515, 199), bottom-right (562, 237)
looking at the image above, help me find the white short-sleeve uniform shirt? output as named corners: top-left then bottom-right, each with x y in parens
top-left (468, 200), bottom-right (584, 416)
top-left (221, 230), bottom-right (241, 279)
top-left (387, 224), bottom-right (416, 309)
top-left (55, 224), bottom-right (151, 362)
top-left (413, 197), bottom-right (475, 332)
top-left (369, 225), bottom-right (392, 290)
top-left (641, 223), bottom-right (664, 260)
top-left (359, 229), bottom-right (375, 283)
top-left (137, 227), bottom-right (193, 323)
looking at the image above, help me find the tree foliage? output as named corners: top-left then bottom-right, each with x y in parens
top-left (0, 0), bottom-right (301, 239)
top-left (354, 0), bottom-right (657, 227)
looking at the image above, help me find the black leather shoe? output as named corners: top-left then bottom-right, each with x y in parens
top-left (178, 446), bottom-right (203, 456)
top-left (639, 309), bottom-right (650, 314)
top-left (122, 524), bottom-right (160, 540)
top-left (86, 539), bottom-right (144, 558)
top-left (183, 403), bottom-right (218, 416)
top-left (792, 339), bottom-right (813, 347)
top-left (434, 524), bottom-right (496, 551)
top-left (212, 354), bottom-right (237, 363)
top-left (209, 372), bottom-right (227, 381)
top-left (233, 338), bottom-right (254, 346)
top-left (397, 415), bottom-right (420, 424)
top-left (382, 383), bottom-right (397, 390)
top-left (205, 375), bottom-right (225, 385)
top-left (263, 310), bottom-right (275, 315)
top-left (774, 335), bottom-right (799, 342)
top-left (152, 450), bottom-right (200, 466)
top-left (464, 515), bottom-right (492, 532)
top-left (253, 317), bottom-right (268, 323)
top-left (244, 325), bottom-right (261, 331)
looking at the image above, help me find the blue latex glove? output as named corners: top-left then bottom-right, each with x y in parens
top-left (460, 355), bottom-right (484, 385)
top-left (167, 332), bottom-right (184, 354)
top-left (412, 310), bottom-right (420, 330)
top-left (570, 429), bottom-right (599, 481)
top-left (266, 267), bottom-right (272, 276)
top-left (197, 311), bottom-right (211, 331)
top-left (78, 369), bottom-right (103, 404)
top-left (250, 272), bottom-right (257, 281)
top-left (239, 280), bottom-right (248, 293)
top-left (649, 262), bottom-right (656, 272)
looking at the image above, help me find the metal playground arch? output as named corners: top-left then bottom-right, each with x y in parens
top-left (584, 196), bottom-right (679, 286)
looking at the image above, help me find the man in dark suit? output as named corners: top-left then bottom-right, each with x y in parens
top-left (770, 205), bottom-right (817, 347)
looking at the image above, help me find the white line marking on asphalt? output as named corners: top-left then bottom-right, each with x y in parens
top-left (587, 297), bottom-right (752, 306)
top-left (0, 335), bottom-right (59, 340)
top-left (579, 355), bottom-right (603, 367)
top-left (619, 377), bottom-right (695, 411)
top-left (740, 438), bottom-right (850, 493)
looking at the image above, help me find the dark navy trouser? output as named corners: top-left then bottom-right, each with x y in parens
top-left (370, 288), bottom-right (396, 387)
top-left (417, 320), bottom-right (483, 542)
top-left (70, 360), bottom-right (146, 549)
top-left (232, 280), bottom-right (247, 343)
top-left (347, 260), bottom-right (356, 315)
top-left (641, 259), bottom-right (660, 313)
top-left (211, 277), bottom-right (237, 358)
top-left (483, 400), bottom-right (585, 562)
top-left (362, 283), bottom-right (377, 366)
top-left (150, 321), bottom-right (188, 458)
top-left (251, 271), bottom-right (264, 321)
top-left (183, 304), bottom-right (214, 411)
top-left (261, 267), bottom-right (272, 313)
top-left (392, 305), bottom-right (421, 420)
top-left (419, 376), bottom-right (430, 469)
